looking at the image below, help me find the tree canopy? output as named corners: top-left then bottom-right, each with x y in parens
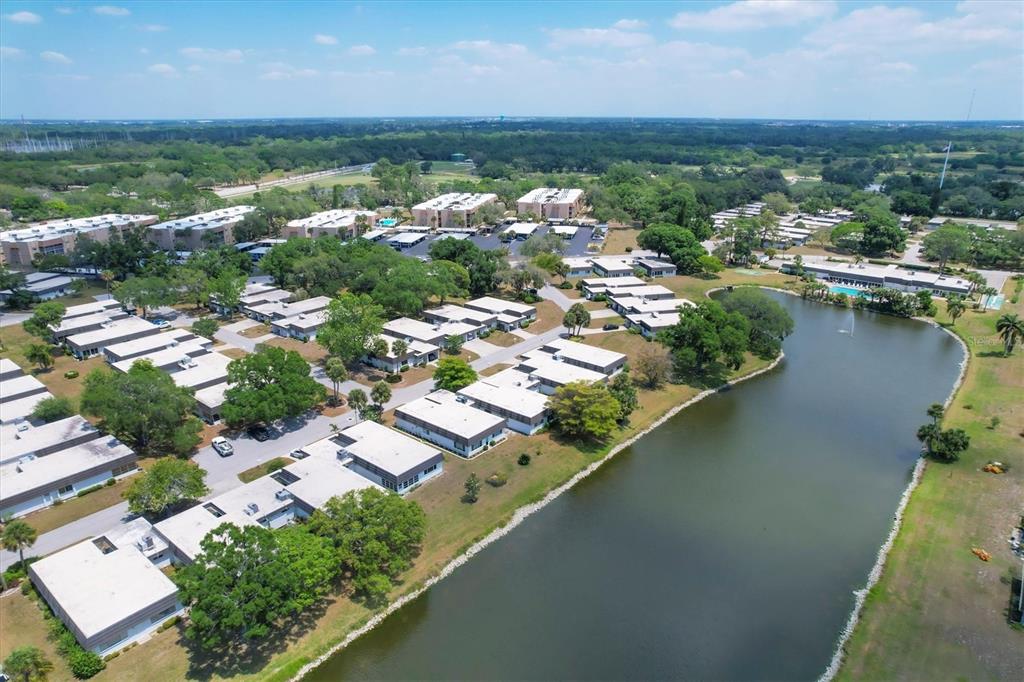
top-left (124, 458), bottom-right (209, 518)
top-left (719, 288), bottom-right (794, 359)
top-left (548, 380), bottom-right (622, 442)
top-left (222, 345), bottom-right (326, 427)
top-left (433, 357), bottom-right (478, 392)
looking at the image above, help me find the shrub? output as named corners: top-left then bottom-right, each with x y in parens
top-left (103, 651), bottom-right (121, 662)
top-left (105, 478), bottom-right (116, 486)
top-left (486, 473), bottom-right (507, 487)
top-left (478, 329), bottom-right (491, 338)
top-left (52, 498), bottom-right (63, 506)
top-left (63, 370), bottom-right (79, 379)
top-left (76, 485), bottom-right (103, 498)
top-left (517, 453), bottom-right (531, 466)
top-left (266, 459), bottom-right (287, 473)
top-left (593, 293), bottom-right (607, 302)
top-left (559, 281), bottom-right (574, 289)
top-left (385, 373), bottom-right (402, 383)
top-left (399, 365), bottom-right (410, 373)
top-left (20, 580), bottom-right (33, 595)
top-left (157, 615), bottom-right (181, 632)
top-left (67, 648), bottom-right (106, 678)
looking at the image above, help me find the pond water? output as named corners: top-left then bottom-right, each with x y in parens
top-left (308, 291), bottom-right (964, 681)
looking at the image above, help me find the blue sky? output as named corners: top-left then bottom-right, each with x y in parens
top-left (1, 1), bottom-right (1021, 120)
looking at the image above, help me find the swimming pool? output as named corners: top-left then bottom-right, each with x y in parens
top-left (829, 285), bottom-right (868, 297)
top-left (378, 218), bottom-right (398, 227)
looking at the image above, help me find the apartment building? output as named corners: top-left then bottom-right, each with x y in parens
top-left (65, 316), bottom-right (162, 359)
top-left (0, 214), bottom-right (158, 266)
top-left (457, 379), bottom-right (549, 435)
top-left (284, 209), bottom-right (377, 239)
top-left (332, 421), bottom-right (445, 493)
top-left (395, 390), bottom-right (507, 458)
top-left (516, 187), bottom-right (585, 220)
top-left (464, 296), bottom-right (536, 330)
top-left (147, 206), bottom-right (256, 251)
top-left (411, 193), bottom-right (498, 229)
top-left (0, 271), bottom-right (79, 303)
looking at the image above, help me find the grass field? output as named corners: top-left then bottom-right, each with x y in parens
top-left (262, 336), bottom-right (328, 364)
top-left (237, 323), bottom-right (271, 339)
top-left (602, 227), bottom-right (641, 254)
top-left (0, 322), bottom-right (105, 405)
top-left (237, 457), bottom-right (295, 484)
top-left (837, 279), bottom-right (1024, 680)
top-left (481, 330), bottom-right (520, 347)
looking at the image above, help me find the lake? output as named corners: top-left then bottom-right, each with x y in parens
top-left (309, 291), bottom-right (964, 681)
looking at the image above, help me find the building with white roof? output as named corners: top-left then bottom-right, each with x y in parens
top-left (590, 256), bottom-right (637, 278)
top-left (395, 389), bottom-right (507, 458)
top-left (333, 421), bottom-right (445, 493)
top-left (102, 329), bottom-right (201, 364)
top-left (411, 192), bottom-right (498, 229)
top-left (0, 357), bottom-right (21, 380)
top-left (516, 187), bottom-right (585, 220)
top-left (784, 261), bottom-right (974, 297)
top-left (539, 338), bottom-right (627, 375)
top-left (60, 298), bottom-right (124, 321)
top-left (0, 415), bottom-right (101, 465)
top-left (29, 534), bottom-right (181, 654)
top-left (0, 391), bottom-right (53, 425)
top-left (0, 272), bottom-right (79, 303)
top-left (387, 232), bottom-right (429, 250)
top-left (0, 214), bottom-right (158, 266)
top-left (210, 282), bottom-right (292, 315)
top-left (624, 311), bottom-right (682, 339)
top-left (423, 304), bottom-right (497, 329)
top-left (0, 372), bottom-right (48, 402)
top-left (464, 296), bottom-right (537, 330)
top-left (284, 209), bottom-right (377, 239)
top-left (243, 294), bottom-right (331, 323)
top-left (550, 224), bottom-right (579, 238)
top-left (514, 353), bottom-right (607, 394)
top-left (65, 316), bottom-right (162, 359)
top-left (503, 222), bottom-right (540, 240)
top-left (634, 258), bottom-right (677, 278)
top-left (280, 455), bottom-right (384, 510)
top-left (365, 334), bottom-right (440, 374)
top-left (383, 316), bottom-right (483, 345)
top-left (271, 308), bottom-right (328, 341)
top-left (147, 205), bottom-right (256, 251)
top-left (609, 295), bottom-right (694, 316)
top-left (582, 275), bottom-right (648, 299)
top-left (0, 435), bottom-right (138, 517)
top-left (51, 309), bottom-right (131, 342)
top-left (457, 379), bottom-right (549, 434)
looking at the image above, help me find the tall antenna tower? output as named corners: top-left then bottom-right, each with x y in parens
top-left (938, 89), bottom-right (976, 190)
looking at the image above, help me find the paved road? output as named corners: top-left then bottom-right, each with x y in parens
top-left (1, 310), bottom-right (569, 570)
top-left (211, 164), bottom-right (373, 199)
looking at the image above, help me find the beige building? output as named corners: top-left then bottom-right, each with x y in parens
top-left (147, 206), bottom-right (255, 251)
top-left (283, 209), bottom-right (378, 239)
top-left (0, 214), bottom-right (158, 266)
top-left (516, 188), bottom-right (585, 220)
top-left (411, 193), bottom-right (498, 229)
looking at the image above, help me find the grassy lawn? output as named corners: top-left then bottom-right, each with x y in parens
top-left (392, 364), bottom-right (435, 387)
top-left (237, 323), bottom-right (272, 339)
top-left (262, 336), bottom-right (328, 364)
top-left (837, 280), bottom-right (1024, 680)
top-left (0, 591), bottom-right (75, 681)
top-left (602, 227), bottom-right (641, 254)
top-left (479, 362), bottom-right (511, 377)
top-left (237, 457), bottom-right (295, 484)
top-left (0, 322), bottom-right (106, 405)
top-left (527, 299), bottom-right (567, 334)
top-left (588, 314), bottom-right (624, 328)
top-left (217, 346), bottom-right (249, 360)
top-left (481, 330), bottom-right (520, 347)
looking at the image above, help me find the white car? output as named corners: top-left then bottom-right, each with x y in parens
top-left (211, 437), bottom-right (234, 457)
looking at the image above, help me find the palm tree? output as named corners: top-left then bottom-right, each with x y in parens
top-left (2, 520), bottom-right (37, 569)
top-left (370, 380), bottom-right (392, 409)
top-left (324, 357), bottom-right (348, 406)
top-left (995, 313), bottom-right (1024, 356)
top-left (347, 388), bottom-right (368, 418)
top-left (3, 645), bottom-right (54, 682)
top-left (926, 403), bottom-right (944, 426)
top-left (100, 269), bottom-right (115, 294)
top-left (945, 296), bottom-right (967, 326)
top-left (24, 343), bottom-right (54, 371)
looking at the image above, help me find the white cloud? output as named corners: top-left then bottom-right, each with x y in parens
top-left (546, 26), bottom-right (654, 49)
top-left (314, 34), bottom-right (338, 45)
top-left (179, 47), bottom-right (244, 63)
top-left (397, 46), bottom-right (429, 57)
top-left (147, 63), bottom-right (179, 77)
top-left (0, 46), bottom-right (25, 58)
top-left (347, 44), bottom-right (376, 56)
top-left (93, 5), bottom-right (131, 16)
top-left (40, 50), bottom-right (72, 64)
top-left (260, 62), bottom-right (319, 80)
top-left (139, 24), bottom-right (168, 32)
top-left (5, 11), bottom-right (41, 24)
top-left (612, 19), bottom-right (647, 31)
top-left (670, 0), bottom-right (837, 31)
top-left (452, 40), bottom-right (528, 56)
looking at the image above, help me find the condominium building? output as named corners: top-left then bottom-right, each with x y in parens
top-left (395, 390), bottom-right (507, 458)
top-left (383, 316), bottom-right (483, 345)
top-left (516, 187), bottom-right (585, 220)
top-left (332, 421), bottom-right (445, 493)
top-left (65, 316), bottom-right (162, 359)
top-left (0, 272), bottom-right (79, 303)
top-left (243, 295), bottom-right (331, 323)
top-left (464, 296), bottom-right (537, 331)
top-left (364, 333), bottom-right (440, 374)
top-left (784, 261), bottom-right (974, 297)
top-left (457, 379), bottom-right (549, 435)
top-left (411, 193), bottom-right (498, 229)
top-left (147, 206), bottom-right (256, 251)
top-left (0, 214), bottom-right (158, 266)
top-left (284, 209), bottom-right (378, 239)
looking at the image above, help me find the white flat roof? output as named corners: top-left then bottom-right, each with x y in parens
top-left (0, 415), bottom-right (99, 464)
top-left (458, 380), bottom-right (548, 420)
top-left (542, 338), bottom-right (625, 369)
top-left (238, 288), bottom-right (292, 306)
top-left (149, 205), bottom-right (255, 232)
top-left (0, 358), bottom-right (21, 376)
top-left (169, 353), bottom-right (232, 389)
top-left (103, 329), bottom-right (198, 361)
top-left (194, 382), bottom-right (228, 410)
top-left (66, 316), bottom-right (159, 349)
top-left (283, 455), bottom-right (381, 509)
top-left (425, 304), bottom-right (496, 326)
top-left (0, 214), bottom-right (157, 244)
top-left (626, 311), bottom-right (681, 331)
top-left (61, 299), bottom-right (123, 320)
top-left (384, 317), bottom-right (479, 343)
top-left (0, 391), bottom-right (52, 424)
top-left (582, 275), bottom-right (647, 288)
top-left (412, 192), bottom-right (497, 212)
top-left (396, 390), bottom-right (505, 439)
top-left (517, 356), bottom-right (606, 385)
top-left (29, 538), bottom-right (178, 641)
top-left (286, 209), bottom-right (376, 229)
top-left (504, 222), bottom-right (540, 236)
top-left (337, 421), bottom-right (444, 478)
top-left (52, 311), bottom-right (125, 335)
top-left (376, 333), bottom-right (438, 359)
top-left (1, 436), bottom-right (135, 502)
top-left (110, 338), bottom-right (211, 372)
top-left (609, 297), bottom-right (694, 314)
top-left (465, 296), bottom-right (535, 317)
top-left (273, 309), bottom-right (327, 333)
top-left (479, 366), bottom-right (539, 390)
top-left (609, 285), bottom-right (674, 299)
top-left (590, 257), bottom-right (635, 273)
top-left (551, 224), bottom-right (579, 236)
top-left (247, 295), bottom-right (331, 319)
top-left (0, 373), bottom-right (48, 401)
top-left (517, 187), bottom-right (584, 206)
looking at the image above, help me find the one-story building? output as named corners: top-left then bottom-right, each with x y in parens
top-left (784, 261), bottom-right (974, 297)
top-left (395, 390), bottom-right (507, 458)
top-left (0, 415), bottom-right (100, 466)
top-left (271, 309), bottom-right (327, 341)
top-left (581, 275), bottom-right (648, 299)
top-left (65, 316), bottom-right (162, 359)
top-left (364, 333), bottom-right (440, 374)
top-left (383, 316), bottom-right (483, 345)
top-left (333, 421), bottom-right (445, 493)
top-left (457, 379), bottom-right (549, 435)
top-left (423, 304), bottom-right (497, 330)
top-left (103, 329), bottom-right (202, 364)
top-left (464, 296), bottom-right (537, 330)
top-left (243, 295), bottom-right (331, 323)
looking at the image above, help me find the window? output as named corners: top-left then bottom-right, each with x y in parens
top-left (112, 463), bottom-right (137, 477)
top-left (57, 484), bottom-right (73, 496)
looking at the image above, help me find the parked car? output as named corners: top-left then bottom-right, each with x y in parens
top-left (211, 437), bottom-right (233, 457)
top-left (289, 448), bottom-right (309, 460)
top-left (602, 323), bottom-right (620, 331)
top-left (151, 318), bottom-right (171, 329)
top-left (247, 424), bottom-right (273, 442)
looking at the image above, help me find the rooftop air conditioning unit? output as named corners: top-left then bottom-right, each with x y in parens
top-left (275, 489), bottom-right (290, 501)
top-left (169, 339), bottom-right (179, 347)
top-left (244, 502), bottom-right (259, 515)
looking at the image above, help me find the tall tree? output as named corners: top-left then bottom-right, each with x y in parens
top-left (370, 380), bottom-right (392, 409)
top-left (80, 361), bottom-right (202, 456)
top-left (206, 270), bottom-right (246, 315)
top-left (922, 225), bottom-right (972, 272)
top-left (124, 459), bottom-right (209, 518)
top-left (24, 343), bottom-right (54, 371)
top-left (548, 381), bottom-right (622, 442)
top-left (608, 370), bottom-right (639, 423)
top-left (324, 356), bottom-right (349, 406)
top-left (222, 345), bottom-right (326, 427)
top-left (317, 293), bottom-right (386, 365)
top-left (2, 646), bottom-right (54, 682)
top-left (563, 303), bottom-right (591, 336)
top-left (945, 296), bottom-right (967, 326)
top-left (113, 276), bottom-right (175, 318)
top-left (995, 313), bottom-right (1023, 356)
top-left (347, 388), bottom-right (369, 419)
top-left (1, 520), bottom-right (37, 568)
top-left (432, 357), bottom-right (477, 392)
top-left (21, 301), bottom-right (65, 339)
top-left (719, 288), bottom-right (794, 359)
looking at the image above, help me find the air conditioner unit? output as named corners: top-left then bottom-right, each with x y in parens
top-left (275, 489), bottom-right (290, 501)
top-left (244, 502), bottom-right (259, 515)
